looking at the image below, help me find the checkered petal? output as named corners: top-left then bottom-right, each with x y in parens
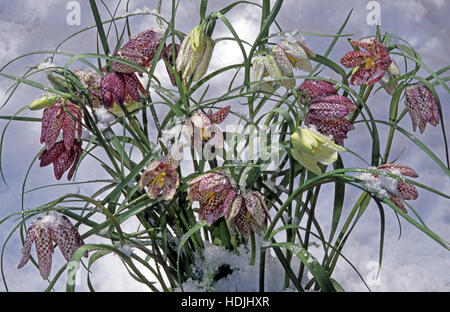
top-left (376, 163), bottom-right (419, 178)
top-left (161, 171), bottom-right (179, 201)
top-left (191, 112), bottom-right (211, 128)
top-left (308, 95), bottom-right (356, 120)
top-left (198, 172), bottom-right (231, 193)
top-left (67, 142), bottom-right (82, 181)
top-left (305, 117), bottom-right (354, 146)
top-left (53, 148), bottom-right (75, 180)
top-left (101, 72), bottom-right (126, 109)
top-left (350, 65), bottom-right (387, 86)
top-left (390, 195), bottom-right (408, 214)
top-left (250, 191), bottom-right (270, 220)
top-left (198, 190), bottom-right (228, 225)
top-left (340, 50), bottom-right (368, 68)
top-left (17, 224), bottom-right (39, 269)
top-left (397, 181), bottom-right (418, 201)
top-left (62, 106), bottom-right (77, 152)
top-left (229, 205), bottom-right (251, 239)
top-left (112, 28), bottom-right (164, 73)
top-left (297, 79), bottom-right (337, 101)
top-left (40, 104), bottom-right (60, 145)
top-left (123, 73), bottom-right (145, 102)
top-left (39, 141), bottom-right (66, 167)
top-left (207, 106), bottom-right (231, 124)
top-left (245, 191), bottom-right (266, 227)
top-left (405, 84), bottom-right (440, 133)
top-left (52, 216), bottom-right (85, 261)
top-left (187, 181), bottom-right (206, 202)
top-left (43, 104), bottom-right (64, 150)
top-left (221, 188), bottom-right (238, 218)
top-left (34, 227), bottom-right (54, 279)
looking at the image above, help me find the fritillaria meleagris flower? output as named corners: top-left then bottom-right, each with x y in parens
top-left (298, 79), bottom-right (356, 145)
top-left (100, 71), bottom-right (147, 110)
top-left (188, 172), bottom-right (236, 225)
top-left (185, 106), bottom-right (230, 151)
top-left (251, 55), bottom-right (282, 92)
top-left (272, 36), bottom-right (314, 89)
top-left (290, 126), bottom-right (346, 175)
top-left (369, 164), bottom-right (419, 213)
top-left (140, 155), bottom-right (180, 201)
top-left (176, 24), bottom-right (215, 82)
top-left (39, 140), bottom-right (82, 180)
top-left (340, 39), bottom-right (392, 86)
top-left (18, 213), bottom-right (87, 279)
top-left (162, 43), bottom-right (182, 86)
top-left (404, 84), bottom-right (440, 133)
top-left (39, 99), bottom-right (83, 180)
top-left (187, 173), bottom-right (271, 237)
top-left (111, 28), bottom-right (164, 73)
top-left (227, 191), bottom-right (271, 239)
top-left (40, 99), bottom-right (82, 152)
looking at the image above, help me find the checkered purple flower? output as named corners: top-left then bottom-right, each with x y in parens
top-left (188, 172), bottom-right (236, 225)
top-left (140, 155), bottom-right (180, 201)
top-left (17, 213), bottom-right (87, 279)
top-left (111, 28), bottom-right (164, 73)
top-left (404, 84), bottom-right (440, 133)
top-left (298, 79), bottom-right (356, 145)
top-left (340, 39), bottom-right (392, 86)
top-left (374, 163), bottom-right (419, 213)
top-left (227, 191), bottom-right (270, 239)
top-left (100, 71), bottom-right (146, 109)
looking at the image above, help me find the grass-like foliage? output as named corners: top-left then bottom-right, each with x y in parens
top-left (0, 0), bottom-right (448, 292)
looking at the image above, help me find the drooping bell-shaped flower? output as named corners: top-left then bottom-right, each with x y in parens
top-left (101, 71), bottom-right (147, 110)
top-left (185, 106), bottom-right (230, 151)
top-left (360, 164), bottom-right (419, 213)
top-left (112, 28), bottom-right (164, 73)
top-left (404, 84), bottom-right (440, 133)
top-left (227, 191), bottom-right (270, 238)
top-left (272, 36), bottom-right (314, 89)
top-left (340, 39), bottom-right (392, 86)
top-left (298, 79), bottom-right (356, 145)
top-left (188, 172), bottom-right (236, 225)
top-left (140, 155), bottom-right (180, 201)
top-left (176, 24), bottom-right (215, 82)
top-left (251, 55), bottom-right (282, 92)
top-left (40, 99), bottom-right (82, 152)
top-left (39, 140), bottom-right (82, 180)
top-left (290, 126), bottom-right (347, 175)
top-left (18, 212), bottom-right (87, 279)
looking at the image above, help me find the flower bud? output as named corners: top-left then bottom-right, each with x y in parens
top-left (176, 25), bottom-right (214, 81)
top-left (28, 95), bottom-right (60, 110)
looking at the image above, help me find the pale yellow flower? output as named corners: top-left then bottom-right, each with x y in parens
top-left (290, 127), bottom-right (346, 175)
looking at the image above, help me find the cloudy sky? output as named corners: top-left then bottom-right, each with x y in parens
top-left (0, 0), bottom-right (448, 292)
